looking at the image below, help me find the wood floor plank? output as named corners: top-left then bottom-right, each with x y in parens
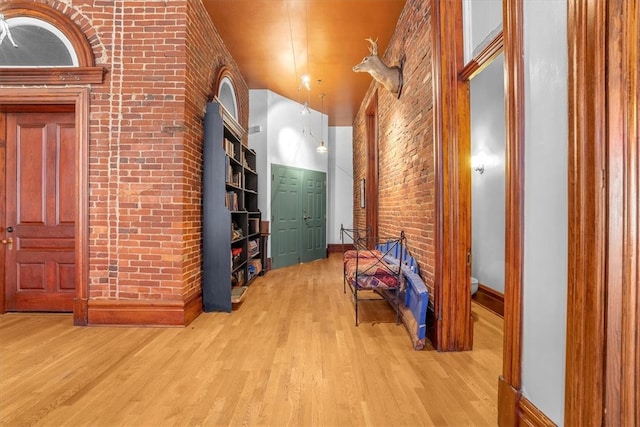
top-left (0, 254), bottom-right (502, 426)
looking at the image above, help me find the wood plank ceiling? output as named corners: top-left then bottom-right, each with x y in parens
top-left (202, 0), bottom-right (407, 126)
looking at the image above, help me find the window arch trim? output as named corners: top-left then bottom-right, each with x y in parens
top-left (0, 2), bottom-right (105, 84)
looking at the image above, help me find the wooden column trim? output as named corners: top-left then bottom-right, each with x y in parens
top-left (499, 0), bottom-right (525, 425)
top-left (603, 0), bottom-right (639, 425)
top-left (565, 1), bottom-right (608, 425)
top-left (0, 113), bottom-right (5, 315)
top-left (74, 89), bottom-right (90, 326)
top-left (498, 378), bottom-right (521, 427)
top-left (431, 0), bottom-right (445, 352)
top-left (431, 0), bottom-right (473, 351)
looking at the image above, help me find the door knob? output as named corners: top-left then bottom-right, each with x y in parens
top-left (1, 237), bottom-right (13, 250)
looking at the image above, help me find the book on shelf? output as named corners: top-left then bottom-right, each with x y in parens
top-left (225, 191), bottom-right (238, 211)
top-left (247, 239), bottom-right (259, 257)
top-left (232, 171), bottom-right (242, 187)
top-left (249, 218), bottom-right (260, 234)
top-left (223, 138), bottom-right (235, 158)
top-left (225, 157), bottom-right (232, 183)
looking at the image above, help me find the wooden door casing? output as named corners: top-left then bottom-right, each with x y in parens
top-left (565, 0), bottom-right (639, 425)
top-left (0, 113), bottom-right (5, 314)
top-left (5, 111), bottom-right (76, 312)
top-left (365, 94), bottom-right (379, 241)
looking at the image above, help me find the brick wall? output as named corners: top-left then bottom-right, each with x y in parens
top-left (86, 0), bottom-right (190, 304)
top-left (352, 0), bottom-right (436, 298)
top-left (182, 0), bottom-right (249, 302)
top-left (15, 1), bottom-right (247, 314)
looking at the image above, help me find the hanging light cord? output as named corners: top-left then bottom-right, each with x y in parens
top-left (305, 3), bottom-right (310, 80)
top-left (288, 3), bottom-right (298, 89)
top-left (320, 94), bottom-right (325, 140)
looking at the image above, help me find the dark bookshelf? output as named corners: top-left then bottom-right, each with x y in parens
top-left (202, 101), bottom-right (262, 312)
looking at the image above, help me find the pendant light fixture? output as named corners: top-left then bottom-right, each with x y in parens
top-left (316, 93), bottom-right (328, 153)
top-left (300, 74), bottom-right (311, 114)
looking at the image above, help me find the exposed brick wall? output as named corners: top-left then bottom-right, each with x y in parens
top-left (9, 1), bottom-right (247, 309)
top-left (85, 0), bottom-right (190, 302)
top-left (353, 0), bottom-right (436, 299)
top-left (181, 0), bottom-right (249, 302)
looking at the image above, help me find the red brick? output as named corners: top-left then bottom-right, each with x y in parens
top-left (352, 0), bottom-right (436, 300)
top-left (9, 0), bottom-right (247, 304)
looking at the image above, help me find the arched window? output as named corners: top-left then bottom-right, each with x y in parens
top-left (0, 17), bottom-right (78, 67)
top-left (218, 75), bottom-right (239, 122)
top-left (0, 5), bottom-right (104, 85)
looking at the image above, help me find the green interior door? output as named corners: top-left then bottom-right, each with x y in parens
top-left (301, 170), bottom-right (326, 263)
top-left (271, 165), bottom-right (302, 269)
top-left (271, 164), bottom-right (326, 269)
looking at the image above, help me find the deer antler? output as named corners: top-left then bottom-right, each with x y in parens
top-left (365, 37), bottom-right (378, 56)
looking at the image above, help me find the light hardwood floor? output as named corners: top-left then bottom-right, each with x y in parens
top-left (0, 254), bottom-right (502, 426)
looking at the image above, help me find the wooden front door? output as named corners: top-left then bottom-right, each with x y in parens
top-left (3, 110), bottom-right (76, 312)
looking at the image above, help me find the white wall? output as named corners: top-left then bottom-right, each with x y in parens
top-left (265, 90), bottom-right (328, 174)
top-left (328, 126), bottom-right (353, 244)
top-left (249, 89), bottom-right (328, 236)
top-left (463, 0), bottom-right (502, 62)
top-left (521, 2), bottom-right (568, 425)
top-left (248, 89), bottom-right (353, 249)
top-left (248, 90), bottom-right (269, 223)
top-left (470, 53), bottom-right (506, 294)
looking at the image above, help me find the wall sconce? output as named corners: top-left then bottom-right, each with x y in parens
top-left (471, 152), bottom-right (489, 174)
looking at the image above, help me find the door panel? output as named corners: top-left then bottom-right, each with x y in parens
top-left (301, 170), bottom-right (326, 263)
top-left (5, 112), bottom-right (76, 311)
top-left (271, 165), bottom-right (302, 269)
top-left (271, 165), bottom-right (326, 269)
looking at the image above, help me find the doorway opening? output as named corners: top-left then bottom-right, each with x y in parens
top-left (0, 88), bottom-right (90, 325)
top-left (468, 53), bottom-right (506, 318)
top-left (365, 94), bottom-right (379, 239)
top-left (3, 106), bottom-right (76, 312)
top-left (270, 164), bottom-right (327, 270)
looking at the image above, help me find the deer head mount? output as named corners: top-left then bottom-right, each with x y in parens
top-left (352, 37), bottom-right (403, 97)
